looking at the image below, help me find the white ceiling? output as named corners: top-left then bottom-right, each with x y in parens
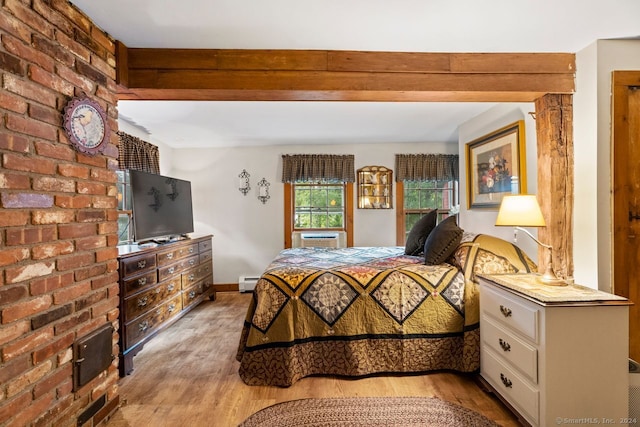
top-left (70, 0), bottom-right (640, 148)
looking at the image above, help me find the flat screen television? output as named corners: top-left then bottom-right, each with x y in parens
top-left (129, 169), bottom-right (194, 243)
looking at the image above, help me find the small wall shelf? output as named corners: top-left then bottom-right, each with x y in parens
top-left (357, 166), bottom-right (392, 209)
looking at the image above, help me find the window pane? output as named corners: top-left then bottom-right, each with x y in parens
top-left (403, 180), bottom-right (458, 237)
top-left (294, 183), bottom-right (345, 229)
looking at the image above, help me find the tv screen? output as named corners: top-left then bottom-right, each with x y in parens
top-left (129, 170), bottom-right (194, 242)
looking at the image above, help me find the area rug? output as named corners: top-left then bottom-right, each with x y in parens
top-left (239, 396), bottom-right (500, 426)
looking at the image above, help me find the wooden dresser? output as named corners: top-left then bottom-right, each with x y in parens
top-left (117, 235), bottom-right (215, 375)
top-left (478, 274), bottom-right (630, 426)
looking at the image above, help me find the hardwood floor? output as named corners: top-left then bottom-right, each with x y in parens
top-left (104, 292), bottom-right (520, 427)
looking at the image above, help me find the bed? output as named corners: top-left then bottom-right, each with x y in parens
top-left (236, 219), bottom-right (537, 387)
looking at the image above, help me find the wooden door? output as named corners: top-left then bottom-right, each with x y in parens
top-left (612, 71), bottom-right (640, 361)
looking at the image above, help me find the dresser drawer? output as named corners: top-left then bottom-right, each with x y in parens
top-left (157, 254), bottom-right (199, 281)
top-left (122, 270), bottom-right (157, 297)
top-left (181, 263), bottom-right (213, 288)
top-left (481, 283), bottom-right (539, 342)
top-left (123, 277), bottom-right (181, 322)
top-left (120, 253), bottom-right (156, 279)
top-left (482, 315), bottom-right (537, 382)
top-left (198, 239), bottom-right (212, 253)
top-left (482, 347), bottom-right (539, 425)
top-left (199, 250), bottom-right (212, 264)
top-left (182, 282), bottom-right (204, 309)
top-left (157, 243), bottom-right (199, 265)
top-left (124, 294), bottom-right (183, 349)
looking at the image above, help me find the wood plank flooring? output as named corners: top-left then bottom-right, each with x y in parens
top-left (104, 292), bottom-right (520, 427)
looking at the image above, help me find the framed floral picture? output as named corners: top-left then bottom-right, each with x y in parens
top-left (465, 120), bottom-right (527, 208)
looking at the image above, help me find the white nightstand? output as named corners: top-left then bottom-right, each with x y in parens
top-left (478, 274), bottom-right (631, 426)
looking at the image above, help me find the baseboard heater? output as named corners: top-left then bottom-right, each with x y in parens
top-left (239, 275), bottom-right (260, 293)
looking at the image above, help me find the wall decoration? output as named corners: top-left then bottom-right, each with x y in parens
top-left (238, 169), bottom-right (251, 195)
top-left (63, 96), bottom-right (110, 156)
top-left (257, 178), bottom-right (270, 204)
top-left (465, 120), bottom-right (527, 209)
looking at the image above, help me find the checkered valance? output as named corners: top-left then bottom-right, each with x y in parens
top-left (395, 154), bottom-right (458, 182)
top-left (281, 154), bottom-right (355, 183)
top-left (117, 132), bottom-right (160, 174)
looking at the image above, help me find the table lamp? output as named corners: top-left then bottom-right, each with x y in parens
top-left (495, 195), bottom-right (566, 285)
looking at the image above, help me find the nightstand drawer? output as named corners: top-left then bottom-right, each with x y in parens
top-left (482, 347), bottom-right (539, 425)
top-left (482, 282), bottom-right (539, 342)
top-left (482, 315), bottom-right (537, 382)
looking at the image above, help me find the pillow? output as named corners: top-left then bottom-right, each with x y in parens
top-left (404, 210), bottom-right (438, 256)
top-left (423, 216), bottom-right (463, 265)
top-left (453, 233), bottom-right (537, 281)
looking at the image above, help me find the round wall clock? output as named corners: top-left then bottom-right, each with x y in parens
top-left (63, 96), bottom-right (110, 156)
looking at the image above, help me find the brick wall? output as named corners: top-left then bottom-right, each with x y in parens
top-left (0, 1), bottom-right (120, 426)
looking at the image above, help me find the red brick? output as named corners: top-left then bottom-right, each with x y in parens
top-left (4, 262), bottom-right (56, 286)
top-left (97, 221), bottom-right (118, 235)
top-left (2, 153), bottom-right (57, 174)
top-left (0, 133), bottom-right (30, 153)
top-left (90, 53), bottom-right (116, 80)
top-left (30, 272), bottom-right (73, 297)
top-left (0, 172), bottom-right (30, 190)
top-left (52, 280), bottom-right (90, 305)
top-left (1, 326), bottom-right (53, 360)
top-left (77, 152), bottom-right (106, 168)
top-left (33, 0), bottom-right (74, 37)
top-left (91, 195), bottom-right (116, 209)
top-left (32, 210), bottom-right (75, 225)
top-left (75, 263), bottom-right (106, 282)
top-left (0, 49), bottom-right (24, 75)
top-left (58, 223), bottom-right (95, 239)
top-left (77, 181), bottom-right (105, 195)
top-left (32, 176), bottom-right (75, 193)
top-left (55, 194), bottom-right (91, 209)
top-left (54, 310), bottom-right (90, 335)
top-left (75, 60), bottom-right (107, 87)
top-left (76, 317), bottom-right (109, 346)
top-left (58, 164), bottom-right (89, 179)
top-left (5, 226), bottom-right (56, 246)
top-left (54, 27), bottom-right (90, 61)
top-left (90, 272), bottom-right (118, 291)
top-left (75, 235), bottom-right (106, 251)
top-left (0, 247), bottom-right (30, 266)
top-left (76, 210), bottom-right (106, 223)
top-left (96, 84), bottom-right (118, 105)
top-left (0, 391), bottom-right (31, 424)
top-left (4, 0), bottom-right (54, 39)
top-left (32, 332), bottom-right (74, 364)
top-left (1, 33), bottom-right (54, 73)
top-left (3, 74), bottom-right (57, 108)
top-left (0, 9), bottom-right (31, 43)
top-left (6, 390), bottom-right (55, 427)
top-left (7, 113), bottom-right (58, 140)
top-left (34, 140), bottom-right (75, 162)
top-left (91, 296), bottom-right (118, 318)
top-left (0, 90), bottom-right (28, 114)
top-left (55, 63), bottom-right (94, 94)
top-left (6, 359), bottom-right (52, 397)
top-left (32, 364), bottom-right (72, 401)
top-left (28, 102), bottom-right (64, 126)
top-left (31, 241), bottom-right (74, 260)
top-left (32, 35), bottom-right (75, 68)
top-left (1, 192), bottom-right (54, 208)
top-left (29, 64), bottom-right (75, 96)
top-left (0, 210), bottom-right (30, 226)
top-left (90, 168), bottom-right (117, 184)
top-left (0, 319), bottom-right (29, 346)
top-left (55, 252), bottom-right (93, 272)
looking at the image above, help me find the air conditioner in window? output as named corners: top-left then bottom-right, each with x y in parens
top-left (292, 231), bottom-right (346, 248)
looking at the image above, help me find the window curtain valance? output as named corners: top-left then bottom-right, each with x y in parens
top-left (395, 154), bottom-right (459, 182)
top-left (117, 131), bottom-right (160, 174)
top-left (281, 154), bottom-right (355, 183)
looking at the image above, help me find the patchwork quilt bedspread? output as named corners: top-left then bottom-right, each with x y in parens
top-left (236, 246), bottom-right (480, 386)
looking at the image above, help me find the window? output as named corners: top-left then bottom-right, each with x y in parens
top-left (284, 182), bottom-right (354, 247)
top-left (116, 170), bottom-right (133, 245)
top-left (293, 182), bottom-right (345, 229)
top-left (396, 180), bottom-right (458, 244)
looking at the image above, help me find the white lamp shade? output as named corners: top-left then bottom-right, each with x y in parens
top-left (495, 195), bottom-right (546, 227)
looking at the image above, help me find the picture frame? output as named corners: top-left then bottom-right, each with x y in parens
top-left (465, 120), bottom-right (527, 209)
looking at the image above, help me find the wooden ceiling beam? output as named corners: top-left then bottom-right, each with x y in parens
top-left (116, 42), bottom-right (575, 101)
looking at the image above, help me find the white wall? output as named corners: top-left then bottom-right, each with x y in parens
top-left (169, 141), bottom-right (456, 284)
top-left (574, 39), bottom-right (640, 291)
top-left (457, 104), bottom-right (540, 263)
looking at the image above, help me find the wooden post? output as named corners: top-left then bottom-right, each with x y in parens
top-left (534, 94), bottom-right (574, 279)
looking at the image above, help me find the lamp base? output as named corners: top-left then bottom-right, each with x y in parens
top-left (538, 269), bottom-right (567, 286)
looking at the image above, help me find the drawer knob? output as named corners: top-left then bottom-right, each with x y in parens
top-left (189, 248), bottom-right (194, 253)
top-left (137, 260), bottom-right (146, 269)
top-left (499, 338), bottom-right (511, 352)
top-left (499, 305), bottom-right (512, 317)
top-left (189, 259), bottom-right (196, 266)
top-left (167, 253), bottom-right (174, 260)
top-left (500, 373), bottom-right (513, 388)
top-left (137, 296), bottom-right (148, 307)
top-left (168, 267), bottom-right (175, 274)
top-left (168, 303), bottom-right (176, 313)
top-left (138, 277), bottom-right (147, 286)
top-left (167, 284), bottom-right (175, 292)
top-left (138, 321), bottom-right (149, 333)
top-left (188, 290), bottom-right (196, 299)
